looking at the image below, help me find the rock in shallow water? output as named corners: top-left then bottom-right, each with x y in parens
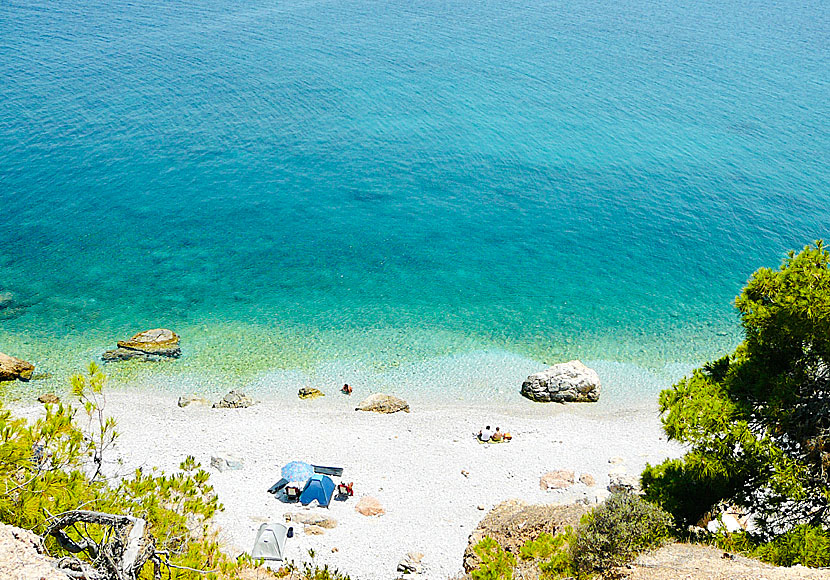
top-left (0, 352), bottom-right (35, 382)
top-left (521, 360), bottom-right (600, 402)
top-left (102, 328), bottom-right (181, 362)
top-left (298, 387), bottom-right (325, 400)
top-left (37, 393), bottom-right (60, 405)
top-left (355, 393), bottom-right (410, 414)
top-left (178, 395), bottom-right (211, 408)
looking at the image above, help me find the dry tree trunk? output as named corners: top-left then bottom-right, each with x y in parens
top-left (46, 510), bottom-right (155, 580)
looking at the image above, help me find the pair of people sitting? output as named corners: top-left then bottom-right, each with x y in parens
top-left (478, 426), bottom-right (507, 442)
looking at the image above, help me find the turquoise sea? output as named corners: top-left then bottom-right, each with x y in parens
top-left (0, 0), bottom-right (827, 403)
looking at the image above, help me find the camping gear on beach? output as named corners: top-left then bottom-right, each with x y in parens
top-left (267, 478), bottom-right (289, 494)
top-left (285, 485), bottom-right (301, 501)
top-left (299, 474), bottom-right (336, 508)
top-left (312, 464), bottom-right (344, 477)
top-left (251, 522), bottom-right (291, 561)
top-left (336, 481), bottom-right (354, 498)
top-left (281, 461), bottom-right (314, 485)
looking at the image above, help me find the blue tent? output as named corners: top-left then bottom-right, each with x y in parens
top-left (299, 474), bottom-right (335, 508)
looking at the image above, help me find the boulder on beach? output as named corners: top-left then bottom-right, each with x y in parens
top-left (102, 328), bottom-right (181, 362)
top-left (0, 352), bottom-right (35, 382)
top-left (355, 393), bottom-right (410, 414)
top-left (397, 552), bottom-right (424, 574)
top-left (298, 387), bottom-right (325, 400)
top-left (355, 496), bottom-right (385, 516)
top-left (608, 473), bottom-right (641, 494)
top-left (213, 390), bottom-right (253, 409)
top-left (520, 360), bottom-right (600, 403)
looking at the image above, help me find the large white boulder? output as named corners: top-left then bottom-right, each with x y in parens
top-left (521, 360), bottom-right (600, 402)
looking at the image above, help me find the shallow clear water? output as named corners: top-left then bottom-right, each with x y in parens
top-left (0, 0), bottom-right (827, 401)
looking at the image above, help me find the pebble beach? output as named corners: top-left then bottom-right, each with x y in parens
top-left (15, 390), bottom-right (682, 579)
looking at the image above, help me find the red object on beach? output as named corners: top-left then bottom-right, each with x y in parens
top-left (337, 482), bottom-right (354, 496)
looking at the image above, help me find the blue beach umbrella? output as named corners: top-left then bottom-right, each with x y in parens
top-left (281, 461), bottom-right (314, 485)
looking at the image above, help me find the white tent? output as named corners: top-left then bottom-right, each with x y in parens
top-left (251, 522), bottom-right (289, 561)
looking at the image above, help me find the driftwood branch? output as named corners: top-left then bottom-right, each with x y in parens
top-left (46, 510), bottom-right (155, 580)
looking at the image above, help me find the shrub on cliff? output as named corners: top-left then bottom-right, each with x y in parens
top-left (643, 242), bottom-right (830, 541)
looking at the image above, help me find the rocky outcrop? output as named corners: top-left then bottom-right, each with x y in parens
top-left (355, 496), bottom-right (385, 516)
top-left (298, 387), bottom-right (325, 400)
top-left (463, 500), bottom-right (588, 573)
top-left (102, 329), bottom-right (181, 362)
top-left (0, 523), bottom-right (69, 580)
top-left (355, 393), bottom-right (410, 414)
top-left (213, 390), bottom-right (253, 409)
top-left (0, 352), bottom-right (35, 382)
top-left (520, 360), bottom-right (600, 402)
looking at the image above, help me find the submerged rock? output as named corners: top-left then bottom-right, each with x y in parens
top-left (0, 291), bottom-right (13, 309)
top-left (0, 352), bottom-right (35, 382)
top-left (355, 393), bottom-right (410, 414)
top-left (521, 360), bottom-right (600, 403)
top-left (298, 387), bottom-right (325, 400)
top-left (213, 390), bottom-right (253, 409)
top-left (102, 328), bottom-right (181, 362)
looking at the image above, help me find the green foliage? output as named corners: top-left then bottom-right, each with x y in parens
top-left (570, 493), bottom-right (672, 574)
top-left (471, 537), bottom-right (516, 580)
top-left (519, 529), bottom-right (578, 579)
top-left (716, 525), bottom-right (830, 567)
top-left (644, 241), bottom-right (830, 537)
top-left (0, 365), bottom-right (254, 580)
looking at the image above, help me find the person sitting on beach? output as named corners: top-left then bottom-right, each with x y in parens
top-left (491, 427), bottom-right (503, 442)
top-left (341, 383), bottom-right (353, 395)
top-left (478, 425), bottom-right (493, 441)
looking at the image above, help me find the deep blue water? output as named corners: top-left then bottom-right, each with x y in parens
top-left (0, 0), bottom-right (827, 401)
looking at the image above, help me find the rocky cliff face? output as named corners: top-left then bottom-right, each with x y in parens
top-left (0, 523), bottom-right (69, 580)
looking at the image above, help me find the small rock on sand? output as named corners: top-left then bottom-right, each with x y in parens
top-left (178, 395), bottom-right (211, 408)
top-left (579, 473), bottom-right (596, 486)
top-left (355, 496), bottom-right (385, 516)
top-left (397, 551), bottom-right (424, 574)
top-left (210, 455), bottom-right (243, 472)
top-left (540, 470), bottom-right (575, 490)
top-left (37, 393), bottom-right (60, 405)
top-left (355, 393), bottom-right (410, 414)
top-left (213, 390), bottom-right (253, 409)
top-left (285, 513), bottom-right (337, 528)
top-left (304, 525), bottom-right (326, 535)
top-left (608, 473), bottom-right (640, 494)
